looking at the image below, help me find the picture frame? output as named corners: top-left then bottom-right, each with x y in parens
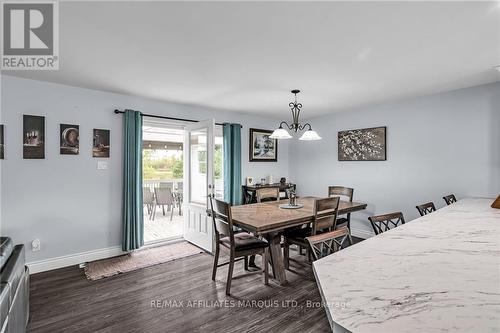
top-left (0, 125), bottom-right (4, 160)
top-left (249, 128), bottom-right (278, 162)
top-left (92, 128), bottom-right (110, 158)
top-left (338, 126), bottom-right (386, 161)
top-left (60, 124), bottom-right (80, 155)
top-left (23, 115), bottom-right (45, 159)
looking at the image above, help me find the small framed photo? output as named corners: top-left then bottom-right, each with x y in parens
top-left (249, 128), bottom-right (277, 162)
top-left (0, 125), bottom-right (4, 159)
top-left (93, 129), bottom-right (110, 158)
top-left (23, 115), bottom-right (45, 159)
top-left (60, 124), bottom-right (80, 155)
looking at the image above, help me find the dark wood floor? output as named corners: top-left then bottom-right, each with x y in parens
top-left (28, 238), bottom-right (363, 333)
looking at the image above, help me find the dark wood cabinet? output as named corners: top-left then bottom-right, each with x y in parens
top-left (242, 183), bottom-right (295, 204)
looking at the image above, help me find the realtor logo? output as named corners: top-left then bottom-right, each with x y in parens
top-left (1, 1), bottom-right (59, 70)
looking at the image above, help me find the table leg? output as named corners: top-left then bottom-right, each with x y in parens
top-left (265, 232), bottom-right (287, 286)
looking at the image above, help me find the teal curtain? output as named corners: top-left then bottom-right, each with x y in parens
top-left (223, 123), bottom-right (242, 205)
top-left (122, 110), bottom-right (144, 251)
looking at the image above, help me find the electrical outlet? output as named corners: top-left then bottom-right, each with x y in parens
top-left (97, 161), bottom-right (108, 170)
top-left (32, 239), bottom-right (41, 252)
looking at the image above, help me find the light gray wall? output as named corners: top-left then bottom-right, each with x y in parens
top-left (289, 82), bottom-right (500, 236)
top-left (0, 75), bottom-right (290, 263)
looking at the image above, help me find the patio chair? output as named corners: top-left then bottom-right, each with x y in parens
top-left (153, 187), bottom-right (175, 221)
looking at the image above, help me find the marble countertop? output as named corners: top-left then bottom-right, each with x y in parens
top-left (313, 198), bottom-right (500, 333)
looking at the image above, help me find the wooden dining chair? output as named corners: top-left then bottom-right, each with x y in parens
top-left (368, 212), bottom-right (405, 235)
top-left (328, 186), bottom-right (354, 229)
top-left (256, 187), bottom-right (280, 203)
top-left (306, 226), bottom-right (352, 261)
top-left (210, 198), bottom-right (269, 295)
top-left (443, 194), bottom-right (457, 205)
top-left (283, 196), bottom-right (340, 268)
top-left (416, 202), bottom-right (436, 216)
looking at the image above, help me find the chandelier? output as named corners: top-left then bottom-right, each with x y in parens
top-left (269, 90), bottom-right (321, 141)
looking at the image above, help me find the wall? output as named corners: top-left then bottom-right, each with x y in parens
top-left (0, 75), bottom-right (290, 267)
top-left (289, 82), bottom-right (500, 238)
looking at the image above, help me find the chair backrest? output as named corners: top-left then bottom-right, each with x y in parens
top-left (443, 194), bottom-right (457, 205)
top-left (368, 212), bottom-right (405, 235)
top-left (256, 187), bottom-right (280, 203)
top-left (143, 187), bottom-right (154, 204)
top-left (306, 226), bottom-right (352, 261)
top-left (154, 187), bottom-right (174, 205)
top-left (209, 198), bottom-right (234, 243)
top-left (416, 202), bottom-right (436, 216)
top-left (328, 186), bottom-right (354, 202)
top-left (312, 197), bottom-right (340, 234)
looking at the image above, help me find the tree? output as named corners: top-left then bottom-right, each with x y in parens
top-left (172, 157), bottom-right (183, 178)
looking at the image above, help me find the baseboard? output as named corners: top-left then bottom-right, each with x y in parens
top-left (26, 246), bottom-right (126, 274)
top-left (350, 228), bottom-right (373, 239)
top-left (26, 237), bottom-right (187, 274)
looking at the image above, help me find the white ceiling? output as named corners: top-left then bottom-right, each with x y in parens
top-left (5, 1), bottom-right (500, 118)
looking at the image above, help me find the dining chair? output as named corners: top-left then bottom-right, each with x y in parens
top-left (368, 212), bottom-right (405, 235)
top-left (328, 186), bottom-right (354, 230)
top-left (416, 202), bottom-right (436, 216)
top-left (256, 187), bottom-right (280, 203)
top-left (306, 226), bottom-right (352, 261)
top-left (143, 187), bottom-right (155, 218)
top-left (153, 187), bottom-right (175, 221)
top-left (283, 196), bottom-right (340, 268)
top-left (210, 198), bottom-right (269, 295)
top-left (443, 194), bottom-right (457, 205)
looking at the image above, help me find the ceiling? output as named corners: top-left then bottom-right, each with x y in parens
top-left (5, 1), bottom-right (500, 118)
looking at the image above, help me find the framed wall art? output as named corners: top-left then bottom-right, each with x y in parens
top-left (23, 115), bottom-right (45, 159)
top-left (338, 126), bottom-right (386, 161)
top-left (60, 124), bottom-right (80, 155)
top-left (93, 129), bottom-right (110, 158)
top-left (249, 128), bottom-right (277, 162)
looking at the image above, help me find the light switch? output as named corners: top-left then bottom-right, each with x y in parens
top-left (97, 161), bottom-right (108, 170)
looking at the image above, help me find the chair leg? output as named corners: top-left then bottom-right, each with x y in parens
top-left (226, 253), bottom-right (235, 295)
top-left (170, 206), bottom-right (174, 221)
top-left (263, 249), bottom-right (269, 285)
top-left (299, 246), bottom-right (303, 255)
top-left (244, 256), bottom-right (249, 271)
top-left (307, 247), bottom-right (312, 263)
top-left (212, 244), bottom-right (219, 281)
top-left (151, 205), bottom-right (156, 221)
top-left (162, 205), bottom-right (165, 216)
top-left (283, 241), bottom-right (290, 270)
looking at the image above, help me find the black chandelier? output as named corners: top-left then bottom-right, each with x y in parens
top-left (270, 90), bottom-right (321, 140)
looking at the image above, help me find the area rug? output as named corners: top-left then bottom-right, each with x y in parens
top-left (84, 242), bottom-right (203, 281)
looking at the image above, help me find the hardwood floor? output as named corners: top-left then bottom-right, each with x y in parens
top-left (28, 238), bottom-right (363, 333)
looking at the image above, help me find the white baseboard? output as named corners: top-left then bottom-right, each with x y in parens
top-left (351, 228), bottom-right (373, 239)
top-left (26, 237), bottom-right (186, 274)
top-left (26, 246), bottom-right (126, 274)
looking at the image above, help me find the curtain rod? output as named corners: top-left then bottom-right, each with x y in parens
top-left (113, 109), bottom-right (242, 128)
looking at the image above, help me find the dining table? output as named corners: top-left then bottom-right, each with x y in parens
top-left (231, 196), bottom-right (367, 285)
top-left (313, 198), bottom-right (500, 333)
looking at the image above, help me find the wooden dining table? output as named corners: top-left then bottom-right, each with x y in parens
top-left (231, 196), bottom-right (367, 285)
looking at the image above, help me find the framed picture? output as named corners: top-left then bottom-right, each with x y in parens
top-left (338, 126), bottom-right (386, 161)
top-left (60, 124), bottom-right (80, 155)
top-left (23, 115), bottom-right (45, 159)
top-left (93, 129), bottom-right (110, 158)
top-left (0, 125), bottom-right (4, 159)
top-left (249, 128), bottom-right (277, 162)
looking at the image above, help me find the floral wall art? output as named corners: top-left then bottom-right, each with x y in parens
top-left (338, 126), bottom-right (386, 161)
